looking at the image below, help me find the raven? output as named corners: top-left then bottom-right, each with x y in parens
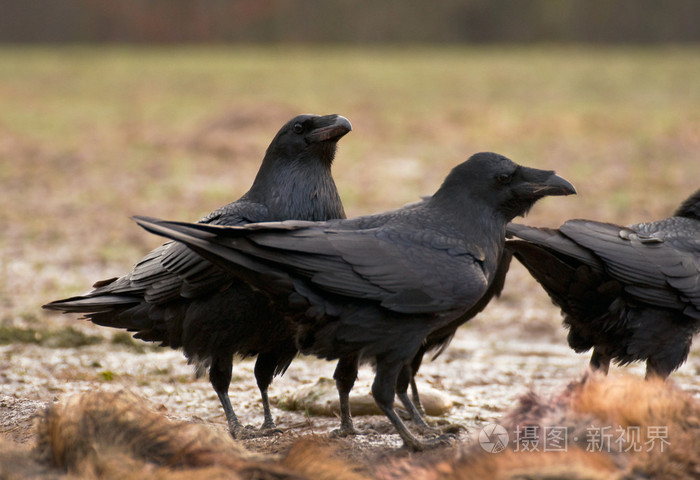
top-left (135, 152), bottom-right (575, 450)
top-left (507, 188), bottom-right (700, 379)
top-left (43, 114), bottom-right (351, 437)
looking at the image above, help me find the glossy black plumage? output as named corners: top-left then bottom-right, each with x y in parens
top-left (507, 189), bottom-right (700, 378)
top-left (135, 152), bottom-right (575, 450)
top-left (43, 114), bottom-right (351, 437)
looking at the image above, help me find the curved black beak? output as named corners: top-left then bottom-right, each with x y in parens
top-left (515, 167), bottom-right (577, 199)
top-left (306, 114), bottom-right (352, 143)
top-left (536, 173), bottom-right (577, 197)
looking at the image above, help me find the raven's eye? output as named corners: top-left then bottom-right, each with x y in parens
top-left (497, 173), bottom-right (512, 185)
top-left (293, 123), bottom-right (304, 134)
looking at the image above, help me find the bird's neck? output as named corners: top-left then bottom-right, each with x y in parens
top-left (245, 156), bottom-right (345, 222)
top-left (425, 192), bottom-right (507, 278)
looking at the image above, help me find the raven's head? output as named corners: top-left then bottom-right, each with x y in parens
top-left (674, 189), bottom-right (700, 220)
top-left (264, 114), bottom-right (352, 169)
top-left (433, 152), bottom-right (576, 222)
top-left (247, 114), bottom-right (351, 221)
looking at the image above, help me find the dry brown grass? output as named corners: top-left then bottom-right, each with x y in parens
top-left (376, 374), bottom-right (700, 480)
top-left (0, 389), bottom-right (368, 479)
top-left (2, 374), bottom-right (697, 479)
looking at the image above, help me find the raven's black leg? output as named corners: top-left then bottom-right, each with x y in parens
top-left (372, 358), bottom-right (450, 451)
top-left (254, 351), bottom-right (284, 434)
top-left (409, 347), bottom-right (427, 416)
top-left (210, 353), bottom-right (243, 437)
top-left (396, 364), bottom-right (440, 435)
top-left (590, 348), bottom-right (610, 374)
top-left (332, 354), bottom-right (359, 436)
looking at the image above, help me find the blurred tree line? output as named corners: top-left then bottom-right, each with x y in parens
top-left (1, 0), bottom-right (698, 44)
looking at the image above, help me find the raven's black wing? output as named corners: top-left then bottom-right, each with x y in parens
top-left (135, 216), bottom-right (491, 317)
top-left (559, 219), bottom-right (700, 320)
top-left (48, 201), bottom-right (271, 310)
top-left (506, 223), bottom-right (609, 325)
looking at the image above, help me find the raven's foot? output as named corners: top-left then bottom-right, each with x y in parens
top-left (405, 409), bottom-right (461, 436)
top-left (257, 422), bottom-right (284, 437)
top-left (398, 391), bottom-right (449, 436)
top-left (402, 433), bottom-right (453, 452)
top-left (330, 424), bottom-right (358, 438)
top-left (256, 427), bottom-right (284, 438)
top-left (423, 419), bottom-right (465, 435)
top-left (230, 424), bottom-right (256, 439)
top-left (412, 421), bottom-right (443, 436)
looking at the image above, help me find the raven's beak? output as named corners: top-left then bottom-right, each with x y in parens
top-left (516, 167), bottom-right (577, 198)
top-left (536, 173), bottom-right (577, 197)
top-left (306, 115), bottom-right (352, 143)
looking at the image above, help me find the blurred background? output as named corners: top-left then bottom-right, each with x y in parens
top-left (1, 0), bottom-right (699, 44)
top-left (1, 0), bottom-right (699, 449)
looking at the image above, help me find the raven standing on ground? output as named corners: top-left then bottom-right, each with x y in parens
top-left (507, 189), bottom-right (700, 378)
top-left (43, 114), bottom-right (351, 438)
top-left (135, 152), bottom-right (575, 450)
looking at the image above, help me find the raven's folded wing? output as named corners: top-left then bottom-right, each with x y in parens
top-left (560, 219), bottom-right (700, 318)
top-left (135, 216), bottom-right (489, 316)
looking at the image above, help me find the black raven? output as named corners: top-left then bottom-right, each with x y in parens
top-left (506, 189), bottom-right (700, 379)
top-left (43, 114), bottom-right (351, 437)
top-left (135, 152), bottom-right (575, 450)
